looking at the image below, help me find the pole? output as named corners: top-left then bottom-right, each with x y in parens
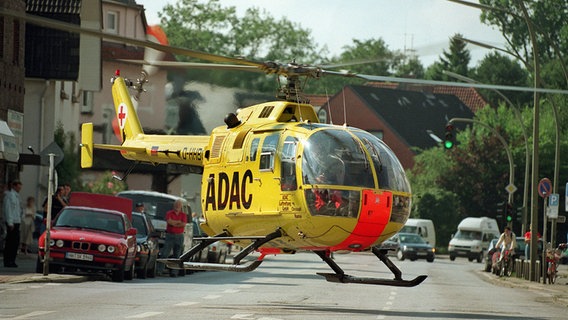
top-left (448, 118), bottom-right (515, 205)
top-left (443, 70), bottom-right (530, 232)
top-left (542, 198), bottom-right (548, 284)
top-left (43, 153), bottom-right (55, 275)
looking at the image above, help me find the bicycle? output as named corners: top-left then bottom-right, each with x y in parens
top-left (546, 243), bottom-right (567, 284)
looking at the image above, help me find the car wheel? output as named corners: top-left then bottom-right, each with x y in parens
top-left (427, 257), bottom-right (434, 263)
top-left (449, 254), bottom-right (456, 261)
top-left (218, 250), bottom-right (227, 264)
top-left (484, 262), bottom-right (492, 272)
top-left (138, 262), bottom-right (148, 279)
top-left (476, 253), bottom-right (483, 263)
top-left (112, 267), bottom-right (125, 282)
top-left (147, 259), bottom-right (157, 278)
top-left (35, 256), bottom-right (42, 273)
top-left (125, 262), bottom-right (135, 280)
top-left (396, 249), bottom-right (405, 261)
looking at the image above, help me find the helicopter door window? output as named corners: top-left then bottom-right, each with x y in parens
top-left (280, 136), bottom-right (298, 191)
top-left (249, 137), bottom-right (260, 161)
top-left (259, 134), bottom-right (279, 171)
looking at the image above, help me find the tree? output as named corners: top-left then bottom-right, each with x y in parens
top-left (479, 0), bottom-right (568, 90)
top-left (54, 122), bottom-right (81, 191)
top-left (425, 34), bottom-right (471, 81)
top-left (159, 0), bottom-right (323, 92)
top-left (472, 51), bottom-right (531, 106)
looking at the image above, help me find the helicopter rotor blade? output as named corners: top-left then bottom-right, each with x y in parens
top-left (3, 7), bottom-right (567, 95)
top-left (321, 69), bottom-right (568, 95)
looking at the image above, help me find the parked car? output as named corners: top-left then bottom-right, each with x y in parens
top-left (36, 194), bottom-right (137, 282)
top-left (191, 219), bottom-right (230, 264)
top-left (131, 212), bottom-right (160, 279)
top-left (379, 233), bottom-right (435, 262)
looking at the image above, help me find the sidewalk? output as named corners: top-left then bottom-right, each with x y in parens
top-left (479, 262), bottom-right (568, 307)
top-left (0, 246), bottom-right (87, 284)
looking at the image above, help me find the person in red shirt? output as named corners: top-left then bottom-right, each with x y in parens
top-left (158, 199), bottom-right (188, 277)
top-left (524, 227), bottom-right (541, 260)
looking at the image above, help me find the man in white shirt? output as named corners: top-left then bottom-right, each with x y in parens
top-left (3, 180), bottom-right (22, 268)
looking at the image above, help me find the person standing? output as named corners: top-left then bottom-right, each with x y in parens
top-left (20, 196), bottom-right (36, 254)
top-left (524, 227), bottom-right (541, 260)
top-left (158, 199), bottom-right (187, 277)
top-left (3, 180), bottom-right (23, 267)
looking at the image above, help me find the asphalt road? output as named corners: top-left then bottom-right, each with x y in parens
top-left (2, 251), bottom-right (568, 319)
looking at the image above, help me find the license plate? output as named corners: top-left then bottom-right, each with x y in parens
top-left (417, 252), bottom-right (427, 256)
top-left (66, 252), bottom-right (94, 261)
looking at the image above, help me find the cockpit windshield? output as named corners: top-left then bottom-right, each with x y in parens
top-left (301, 129), bottom-right (410, 193)
top-left (302, 130), bottom-right (374, 188)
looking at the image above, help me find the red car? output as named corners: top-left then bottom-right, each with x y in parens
top-left (36, 193), bottom-right (137, 282)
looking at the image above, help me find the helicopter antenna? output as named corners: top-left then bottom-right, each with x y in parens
top-left (342, 89), bottom-right (347, 126)
top-left (325, 88), bottom-right (334, 125)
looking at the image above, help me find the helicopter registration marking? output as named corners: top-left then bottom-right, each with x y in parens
top-left (205, 170), bottom-right (253, 211)
top-left (117, 103), bottom-right (127, 129)
top-left (181, 147), bottom-right (203, 161)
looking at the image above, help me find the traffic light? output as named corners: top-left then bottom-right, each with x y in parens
top-left (444, 124), bottom-right (454, 149)
top-left (505, 202), bottom-right (514, 224)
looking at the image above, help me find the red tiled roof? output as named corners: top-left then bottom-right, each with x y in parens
top-left (365, 82), bottom-right (488, 113)
top-left (304, 94), bottom-right (330, 107)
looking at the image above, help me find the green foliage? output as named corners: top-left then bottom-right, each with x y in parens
top-left (54, 122), bottom-right (82, 191)
top-left (82, 171), bottom-right (127, 195)
top-left (472, 52), bottom-right (531, 106)
top-left (425, 33), bottom-right (471, 80)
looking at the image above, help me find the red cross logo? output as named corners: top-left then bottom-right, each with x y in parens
top-left (118, 103), bottom-right (127, 129)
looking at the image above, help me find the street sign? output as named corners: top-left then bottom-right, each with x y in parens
top-left (565, 182), bottom-right (568, 212)
top-left (505, 184), bottom-right (517, 194)
top-left (548, 193), bottom-right (559, 219)
top-left (538, 178), bottom-right (552, 198)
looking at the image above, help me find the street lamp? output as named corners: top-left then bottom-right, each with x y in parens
top-left (443, 70), bottom-right (530, 233)
top-left (447, 117), bottom-right (515, 206)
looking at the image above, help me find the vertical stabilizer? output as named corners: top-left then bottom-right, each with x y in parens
top-left (112, 76), bottom-right (143, 142)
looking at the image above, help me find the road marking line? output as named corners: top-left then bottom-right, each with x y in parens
top-left (10, 311), bottom-right (56, 319)
top-left (174, 301), bottom-right (199, 306)
top-left (202, 294), bottom-right (222, 299)
top-left (125, 311), bottom-right (164, 318)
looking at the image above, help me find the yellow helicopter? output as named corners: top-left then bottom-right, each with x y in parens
top-left (5, 7), bottom-right (567, 287)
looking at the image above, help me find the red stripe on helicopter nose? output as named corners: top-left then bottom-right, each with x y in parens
top-left (331, 190), bottom-right (392, 251)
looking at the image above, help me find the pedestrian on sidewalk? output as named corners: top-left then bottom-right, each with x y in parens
top-left (20, 196), bottom-right (36, 254)
top-left (157, 199), bottom-right (188, 277)
top-left (3, 180), bottom-right (23, 268)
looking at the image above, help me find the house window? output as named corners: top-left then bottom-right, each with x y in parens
top-left (81, 91), bottom-right (94, 114)
top-left (0, 17), bottom-right (4, 59)
top-left (370, 130), bottom-right (383, 140)
top-left (12, 20), bottom-right (19, 65)
top-left (106, 11), bottom-right (119, 34)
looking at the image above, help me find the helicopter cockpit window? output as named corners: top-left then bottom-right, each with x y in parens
top-left (302, 130), bottom-right (373, 188)
top-left (259, 134), bottom-right (279, 171)
top-left (249, 137), bottom-right (260, 161)
top-left (353, 131), bottom-right (410, 193)
top-left (280, 136), bottom-right (298, 191)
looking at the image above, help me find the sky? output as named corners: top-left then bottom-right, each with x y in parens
top-left (135, 0), bottom-right (506, 68)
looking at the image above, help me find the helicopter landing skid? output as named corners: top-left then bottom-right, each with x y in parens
top-left (157, 229), bottom-right (283, 273)
top-left (159, 258), bottom-right (263, 272)
top-left (314, 247), bottom-right (427, 287)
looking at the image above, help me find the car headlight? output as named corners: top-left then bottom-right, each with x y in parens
top-left (431, 248), bottom-right (436, 253)
top-left (49, 239), bottom-right (55, 247)
top-left (107, 246), bottom-right (116, 253)
top-left (98, 244), bottom-right (107, 252)
top-left (55, 240), bottom-right (64, 248)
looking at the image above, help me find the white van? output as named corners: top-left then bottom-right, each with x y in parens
top-left (399, 219), bottom-right (436, 248)
top-left (448, 217), bottom-right (500, 263)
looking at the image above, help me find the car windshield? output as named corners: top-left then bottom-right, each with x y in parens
top-left (454, 230), bottom-right (482, 240)
top-left (132, 214), bottom-right (148, 237)
top-left (399, 234), bottom-right (426, 244)
top-left (55, 208), bottom-right (125, 234)
top-left (400, 225), bottom-right (417, 233)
